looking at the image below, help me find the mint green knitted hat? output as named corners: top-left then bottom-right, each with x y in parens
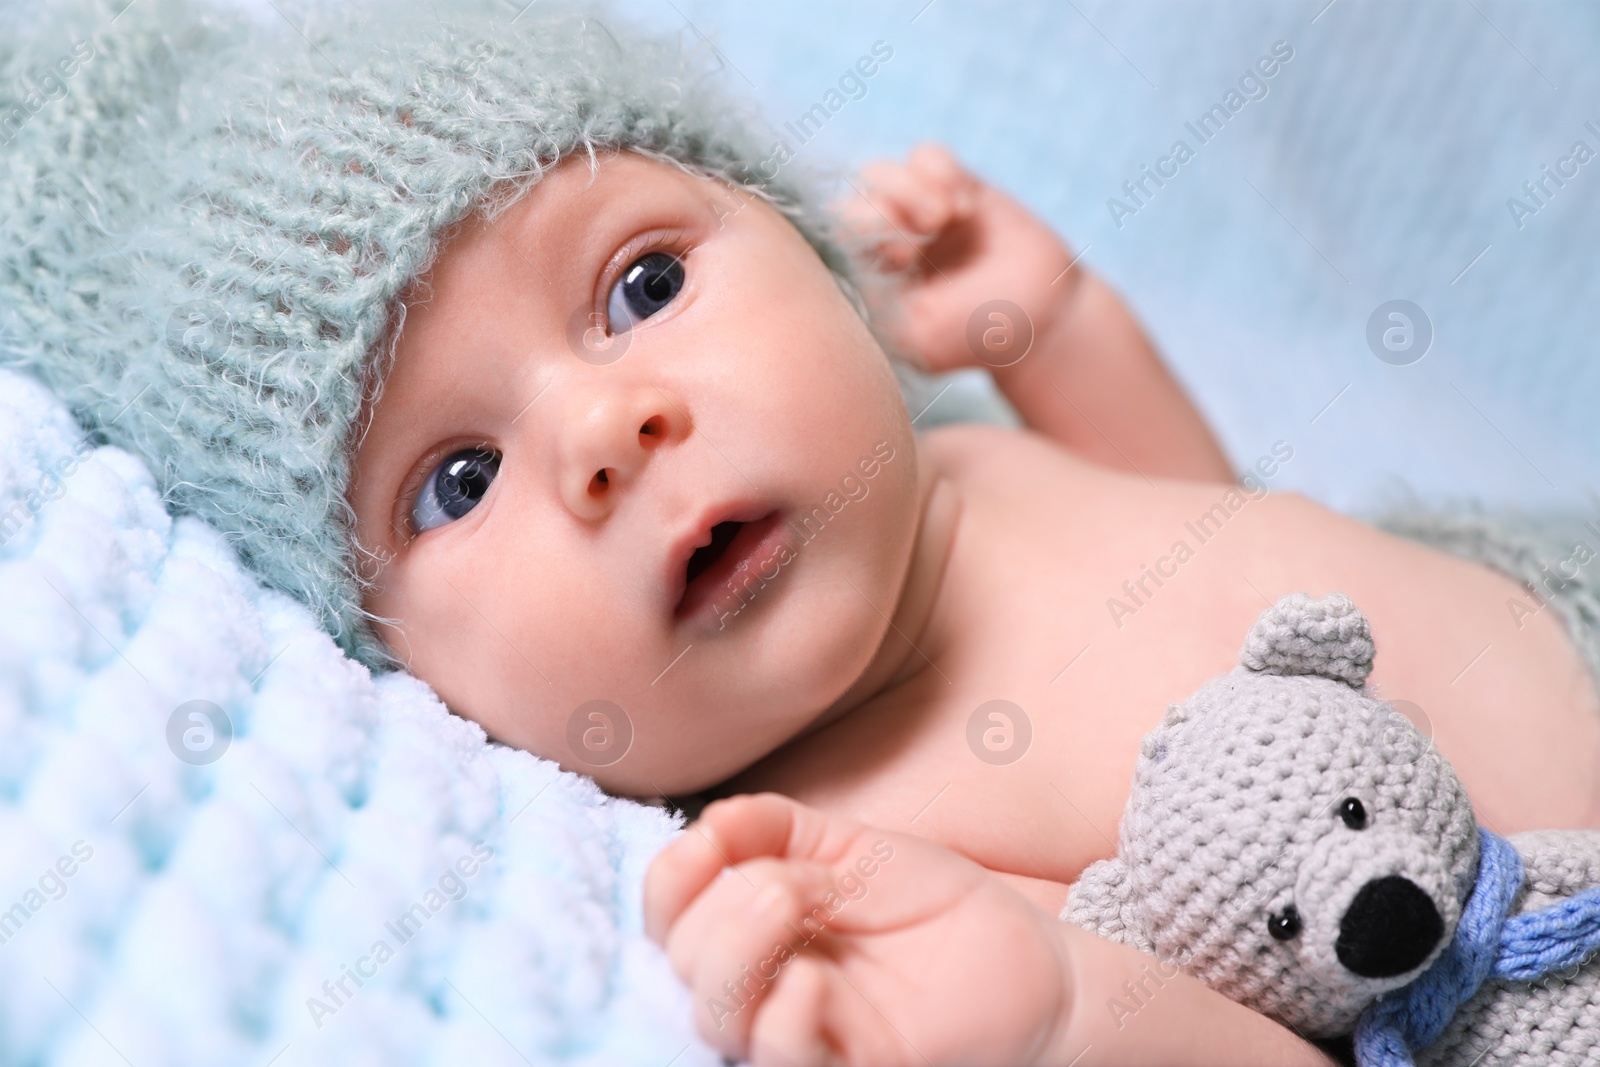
top-left (0, 0), bottom-right (851, 669)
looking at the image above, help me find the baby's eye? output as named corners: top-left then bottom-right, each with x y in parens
top-left (411, 447), bottom-right (501, 533)
top-left (606, 251), bottom-right (685, 332)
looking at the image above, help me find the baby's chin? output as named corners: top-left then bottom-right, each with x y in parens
top-left (640, 692), bottom-right (870, 797)
top-left (577, 612), bottom-right (894, 797)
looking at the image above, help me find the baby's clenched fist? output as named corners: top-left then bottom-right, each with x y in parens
top-left (834, 143), bottom-right (1084, 375)
top-left (644, 793), bottom-right (1074, 1066)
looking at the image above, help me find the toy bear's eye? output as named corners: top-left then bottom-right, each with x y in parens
top-left (1267, 904), bottom-right (1302, 941)
top-left (1339, 797), bottom-right (1368, 830)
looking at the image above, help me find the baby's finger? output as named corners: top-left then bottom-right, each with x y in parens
top-left (749, 955), bottom-right (835, 1067)
top-left (683, 862), bottom-right (838, 1056)
top-left (645, 816), bottom-right (741, 943)
top-left (831, 192), bottom-right (919, 275)
top-left (906, 142), bottom-right (979, 218)
top-left (646, 795), bottom-right (808, 943)
top-left (663, 857), bottom-right (802, 979)
top-left (696, 793), bottom-right (855, 871)
top-left (648, 793), bottom-right (868, 948)
top-left (856, 159), bottom-right (953, 237)
top-left (646, 793), bottom-right (806, 940)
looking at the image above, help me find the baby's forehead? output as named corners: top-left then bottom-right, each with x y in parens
top-left (466, 150), bottom-right (742, 244)
top-left (386, 149), bottom-right (767, 330)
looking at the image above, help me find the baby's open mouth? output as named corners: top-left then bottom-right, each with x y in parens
top-left (673, 510), bottom-right (787, 622)
top-left (685, 520), bottom-right (745, 587)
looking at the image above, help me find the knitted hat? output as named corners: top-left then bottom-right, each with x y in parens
top-left (0, 0), bottom-right (852, 669)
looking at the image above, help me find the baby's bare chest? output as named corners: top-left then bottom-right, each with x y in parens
top-left (732, 429), bottom-right (1600, 887)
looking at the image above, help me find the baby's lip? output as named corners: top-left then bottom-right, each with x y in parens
top-left (664, 501), bottom-right (785, 622)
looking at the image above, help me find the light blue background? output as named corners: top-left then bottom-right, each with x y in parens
top-left (615, 0), bottom-right (1600, 517)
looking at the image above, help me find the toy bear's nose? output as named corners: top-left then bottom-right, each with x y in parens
top-left (1335, 875), bottom-right (1445, 978)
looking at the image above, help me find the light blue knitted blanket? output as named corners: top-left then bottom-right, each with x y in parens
top-left (0, 365), bottom-right (718, 1066)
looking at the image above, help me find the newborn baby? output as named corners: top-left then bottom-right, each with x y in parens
top-left (347, 146), bottom-right (1600, 1063)
top-left (15, 2), bottom-right (1598, 1063)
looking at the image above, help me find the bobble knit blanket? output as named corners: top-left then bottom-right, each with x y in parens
top-left (0, 365), bottom-right (719, 1066)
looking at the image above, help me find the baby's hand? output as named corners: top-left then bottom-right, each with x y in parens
top-left (643, 793), bottom-right (1072, 1066)
top-left (835, 143), bottom-right (1080, 374)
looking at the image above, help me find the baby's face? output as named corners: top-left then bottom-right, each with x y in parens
top-left (349, 152), bottom-right (920, 795)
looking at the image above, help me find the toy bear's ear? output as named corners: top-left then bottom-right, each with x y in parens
top-left (1240, 592), bottom-right (1374, 689)
top-left (1062, 857), bottom-right (1157, 957)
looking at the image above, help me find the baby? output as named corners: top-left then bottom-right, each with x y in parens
top-left (353, 145), bottom-right (1600, 1064)
top-left (348, 91), bottom-right (1600, 1067)
top-left (12, 1), bottom-right (1599, 1064)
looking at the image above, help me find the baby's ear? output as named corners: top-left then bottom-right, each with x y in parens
top-left (1240, 592), bottom-right (1374, 689)
top-left (1062, 857), bottom-right (1156, 956)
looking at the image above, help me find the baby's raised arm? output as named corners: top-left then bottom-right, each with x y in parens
top-left (645, 793), bottom-right (1337, 1066)
top-left (840, 144), bottom-right (1233, 484)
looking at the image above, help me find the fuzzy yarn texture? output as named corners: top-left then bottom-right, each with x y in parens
top-left (1370, 509), bottom-right (1600, 689)
top-left (0, 0), bottom-right (850, 668)
top-left (0, 364), bottom-right (724, 1066)
top-left (1063, 593), bottom-right (1600, 1065)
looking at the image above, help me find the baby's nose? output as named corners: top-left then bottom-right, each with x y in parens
top-left (556, 383), bottom-right (688, 519)
top-left (1334, 875), bottom-right (1445, 978)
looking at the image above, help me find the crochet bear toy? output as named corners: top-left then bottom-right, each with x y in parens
top-left (1064, 592), bottom-right (1600, 1066)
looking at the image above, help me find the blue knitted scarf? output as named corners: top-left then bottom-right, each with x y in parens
top-left (1353, 827), bottom-right (1600, 1066)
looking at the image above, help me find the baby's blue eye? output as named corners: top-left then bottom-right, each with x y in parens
top-left (411, 447), bottom-right (500, 533)
top-left (606, 251), bottom-right (685, 332)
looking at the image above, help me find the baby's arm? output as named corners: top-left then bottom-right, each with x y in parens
top-left (645, 793), bottom-right (1336, 1066)
top-left (996, 269), bottom-right (1235, 484)
top-left (841, 144), bottom-right (1233, 484)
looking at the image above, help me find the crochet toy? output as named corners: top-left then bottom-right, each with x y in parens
top-left (1065, 592), bottom-right (1600, 1066)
